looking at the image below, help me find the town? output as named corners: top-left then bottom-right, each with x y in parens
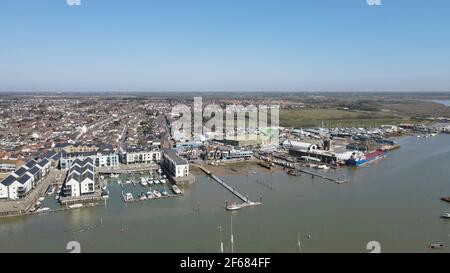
top-left (1, 94), bottom-right (449, 217)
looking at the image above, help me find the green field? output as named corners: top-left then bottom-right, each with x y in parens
top-left (279, 108), bottom-right (406, 128)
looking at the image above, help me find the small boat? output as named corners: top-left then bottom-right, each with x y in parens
top-left (68, 203), bottom-right (83, 209)
top-left (148, 179), bottom-right (154, 185)
top-left (36, 207), bottom-right (50, 213)
top-left (154, 179), bottom-right (160, 184)
top-left (100, 175), bottom-right (105, 180)
top-left (441, 197), bottom-right (450, 203)
top-left (38, 197), bottom-right (45, 202)
top-left (139, 193), bottom-right (147, 200)
top-left (160, 179), bottom-right (167, 184)
top-left (36, 201), bottom-right (41, 206)
top-left (47, 186), bottom-right (55, 195)
top-left (163, 175), bottom-right (167, 178)
top-left (153, 190), bottom-right (162, 198)
top-left (124, 193), bottom-right (134, 201)
top-left (429, 243), bottom-right (444, 249)
top-left (101, 190), bottom-right (109, 199)
top-left (226, 203), bottom-right (242, 211)
top-left (146, 191), bottom-right (155, 199)
top-left (158, 169), bottom-right (163, 174)
top-left (441, 213), bottom-right (450, 219)
top-left (140, 180), bottom-right (148, 187)
top-left (55, 195), bottom-right (60, 200)
top-left (30, 207), bottom-right (37, 213)
top-left (172, 185), bottom-right (182, 195)
top-left (161, 190), bottom-right (168, 196)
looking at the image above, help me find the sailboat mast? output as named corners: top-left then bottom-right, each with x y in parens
top-left (231, 215), bottom-right (234, 254)
top-left (218, 226), bottom-right (224, 253)
top-left (298, 232), bottom-right (302, 253)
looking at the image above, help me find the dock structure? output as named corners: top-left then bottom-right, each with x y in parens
top-left (296, 168), bottom-right (347, 184)
top-left (197, 165), bottom-right (262, 208)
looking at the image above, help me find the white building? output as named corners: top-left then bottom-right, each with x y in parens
top-left (0, 158), bottom-right (51, 200)
top-left (0, 176), bottom-right (11, 199)
top-left (120, 145), bottom-right (161, 165)
top-left (0, 175), bottom-right (31, 200)
top-left (59, 151), bottom-right (119, 170)
top-left (282, 140), bottom-right (319, 151)
top-left (161, 149), bottom-right (189, 178)
top-left (62, 158), bottom-right (96, 198)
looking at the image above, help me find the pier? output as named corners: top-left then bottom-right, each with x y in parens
top-left (196, 165), bottom-right (262, 208)
top-left (296, 168), bottom-right (347, 184)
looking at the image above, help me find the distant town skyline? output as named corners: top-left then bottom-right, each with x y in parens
top-left (1, 0), bottom-right (449, 92)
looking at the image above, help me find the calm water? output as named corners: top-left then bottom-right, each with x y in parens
top-left (431, 100), bottom-right (450, 107)
top-left (1, 135), bottom-right (450, 253)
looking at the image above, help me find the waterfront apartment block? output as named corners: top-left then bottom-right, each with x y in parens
top-left (0, 159), bottom-right (25, 173)
top-left (119, 145), bottom-right (161, 164)
top-left (161, 149), bottom-right (189, 178)
top-left (58, 143), bottom-right (119, 170)
top-left (62, 158), bottom-right (95, 198)
top-left (0, 158), bottom-right (51, 200)
top-left (54, 143), bottom-right (99, 154)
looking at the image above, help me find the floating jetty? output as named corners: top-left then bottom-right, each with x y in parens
top-left (122, 192), bottom-right (183, 203)
top-left (197, 165), bottom-right (262, 209)
top-left (296, 168), bottom-right (347, 184)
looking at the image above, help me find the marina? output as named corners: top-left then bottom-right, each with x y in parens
top-left (1, 135), bottom-right (450, 252)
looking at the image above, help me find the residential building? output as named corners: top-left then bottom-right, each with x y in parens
top-left (119, 145), bottom-right (161, 164)
top-left (59, 144), bottom-right (119, 170)
top-left (62, 158), bottom-right (96, 198)
top-left (161, 149), bottom-right (189, 178)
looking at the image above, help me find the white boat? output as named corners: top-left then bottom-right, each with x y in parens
top-left (172, 185), bottom-right (182, 195)
top-left (161, 190), bottom-right (168, 196)
top-left (153, 190), bottom-right (162, 198)
top-left (226, 203), bottom-right (242, 211)
top-left (158, 169), bottom-right (162, 174)
top-left (100, 175), bottom-right (105, 180)
top-left (36, 201), bottom-right (41, 206)
top-left (160, 179), bottom-right (167, 184)
top-left (36, 207), bottom-right (50, 213)
top-left (68, 203), bottom-right (83, 209)
top-left (441, 213), bottom-right (450, 219)
top-left (124, 193), bottom-right (134, 201)
top-left (163, 175), bottom-right (167, 178)
top-left (38, 197), bottom-right (45, 202)
top-left (47, 186), bottom-right (55, 195)
top-left (154, 179), bottom-right (160, 184)
top-left (140, 180), bottom-right (148, 186)
top-left (148, 179), bottom-right (154, 185)
top-left (146, 191), bottom-right (155, 199)
top-left (139, 193), bottom-right (147, 200)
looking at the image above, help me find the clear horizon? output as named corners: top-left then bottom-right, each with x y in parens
top-left (1, 0), bottom-right (450, 92)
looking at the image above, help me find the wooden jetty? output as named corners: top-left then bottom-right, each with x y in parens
top-left (197, 165), bottom-right (262, 209)
top-left (296, 168), bottom-right (347, 184)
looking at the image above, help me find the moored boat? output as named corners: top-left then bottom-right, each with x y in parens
top-left (36, 207), bottom-right (50, 213)
top-left (226, 202), bottom-right (242, 211)
top-left (346, 149), bottom-right (387, 167)
top-left (68, 203), bottom-right (83, 209)
top-left (124, 193), bottom-right (134, 201)
top-left (172, 185), bottom-right (182, 195)
top-left (441, 212), bottom-right (450, 219)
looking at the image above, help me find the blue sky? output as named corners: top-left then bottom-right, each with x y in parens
top-left (0, 0), bottom-right (449, 92)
